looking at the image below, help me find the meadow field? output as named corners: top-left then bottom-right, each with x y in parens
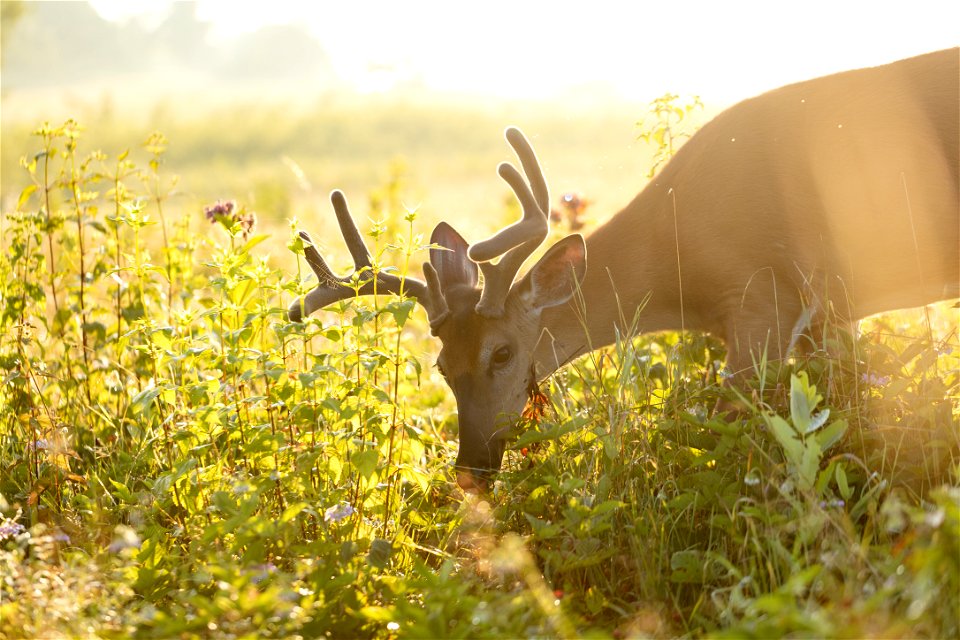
top-left (0, 93), bottom-right (958, 639)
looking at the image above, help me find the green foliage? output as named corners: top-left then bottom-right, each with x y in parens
top-left (0, 121), bottom-right (957, 639)
top-left (762, 371), bottom-right (848, 491)
top-left (636, 93), bottom-right (704, 178)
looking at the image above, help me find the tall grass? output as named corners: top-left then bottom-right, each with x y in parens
top-left (0, 121), bottom-right (957, 638)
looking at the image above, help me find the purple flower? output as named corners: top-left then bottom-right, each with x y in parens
top-left (248, 562), bottom-right (278, 584)
top-left (238, 210), bottom-right (257, 238)
top-left (26, 439), bottom-right (50, 451)
top-left (204, 200), bottom-right (236, 223)
top-left (324, 503), bottom-right (355, 523)
top-left (203, 200), bottom-right (257, 239)
top-left (0, 521), bottom-right (26, 540)
top-left (860, 372), bottom-right (892, 386)
top-left (554, 192), bottom-right (589, 231)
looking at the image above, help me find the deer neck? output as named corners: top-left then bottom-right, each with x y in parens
top-left (533, 185), bottom-right (690, 380)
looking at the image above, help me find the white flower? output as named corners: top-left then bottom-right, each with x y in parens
top-left (107, 525), bottom-right (141, 552)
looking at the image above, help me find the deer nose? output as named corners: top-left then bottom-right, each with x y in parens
top-left (456, 468), bottom-right (490, 493)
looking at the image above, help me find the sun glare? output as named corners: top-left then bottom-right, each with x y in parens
top-left (84, 0), bottom-right (959, 102)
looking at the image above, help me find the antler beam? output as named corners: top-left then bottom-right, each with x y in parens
top-left (287, 190), bottom-right (436, 323)
top-left (469, 127), bottom-right (551, 317)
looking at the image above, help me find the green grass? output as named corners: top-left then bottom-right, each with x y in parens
top-left (0, 120), bottom-right (957, 639)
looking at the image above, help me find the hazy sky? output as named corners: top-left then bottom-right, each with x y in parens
top-left (88, 0), bottom-right (959, 102)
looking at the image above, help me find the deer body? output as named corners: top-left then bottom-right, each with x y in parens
top-left (290, 48), bottom-right (959, 490)
top-left (538, 48), bottom-right (958, 378)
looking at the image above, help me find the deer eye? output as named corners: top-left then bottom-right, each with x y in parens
top-left (491, 345), bottom-right (513, 368)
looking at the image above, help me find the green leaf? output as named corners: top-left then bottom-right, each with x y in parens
top-left (351, 449), bottom-right (379, 480)
top-left (513, 416), bottom-right (587, 448)
top-left (109, 479), bottom-right (135, 504)
top-left (405, 355), bottom-right (422, 378)
top-left (287, 232), bottom-right (306, 254)
top-left (798, 438), bottom-right (822, 491)
top-left (149, 327), bottom-right (173, 351)
top-left (765, 414), bottom-right (803, 465)
top-left (86, 219), bottom-right (107, 234)
top-left (130, 386), bottom-right (161, 419)
top-left (590, 500), bottom-right (626, 517)
top-left (814, 419), bottom-right (848, 452)
top-left (367, 538), bottom-right (393, 569)
top-left (789, 371), bottom-right (822, 434)
top-left (384, 298), bottom-right (415, 328)
top-left (279, 501), bottom-right (309, 525)
top-left (326, 454), bottom-right (343, 484)
top-left (816, 460), bottom-right (837, 495)
top-left (359, 606), bottom-right (394, 622)
top-left (804, 408), bottom-right (831, 434)
top-left (240, 234), bottom-right (269, 253)
top-left (524, 514), bottom-right (562, 539)
top-left (836, 463), bottom-right (852, 500)
top-left (18, 184), bottom-right (37, 210)
top-left (670, 549), bottom-right (705, 584)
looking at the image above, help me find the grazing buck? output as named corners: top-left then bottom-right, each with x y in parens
top-left (289, 48), bottom-right (959, 491)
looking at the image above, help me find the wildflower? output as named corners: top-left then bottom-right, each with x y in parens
top-left (107, 525), bottom-right (141, 552)
top-left (204, 199), bottom-right (235, 223)
top-left (522, 380), bottom-right (549, 423)
top-left (248, 562), bottom-right (277, 584)
top-left (0, 508), bottom-right (26, 541)
top-left (860, 372), bottom-right (891, 386)
top-left (0, 520), bottom-right (26, 541)
top-left (204, 199), bottom-right (257, 239)
top-left (324, 502), bottom-right (355, 523)
top-left (553, 192), bottom-right (589, 231)
top-left (238, 210), bottom-right (257, 238)
top-left (26, 439), bottom-right (49, 451)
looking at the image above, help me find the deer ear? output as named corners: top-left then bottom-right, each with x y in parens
top-left (430, 222), bottom-right (478, 290)
top-left (516, 234), bottom-right (586, 311)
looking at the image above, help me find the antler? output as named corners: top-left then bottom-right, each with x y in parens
top-left (469, 127), bottom-right (550, 317)
top-left (287, 190), bottom-right (445, 327)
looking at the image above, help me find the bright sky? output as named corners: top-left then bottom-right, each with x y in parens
top-left (90, 0), bottom-right (958, 102)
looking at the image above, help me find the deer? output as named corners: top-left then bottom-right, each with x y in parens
top-left (288, 48), bottom-right (959, 492)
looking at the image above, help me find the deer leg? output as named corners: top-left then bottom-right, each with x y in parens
top-left (722, 277), bottom-right (806, 382)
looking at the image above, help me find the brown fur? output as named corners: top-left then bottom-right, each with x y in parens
top-left (444, 49), bottom-right (959, 487)
top-left (536, 48), bottom-right (958, 379)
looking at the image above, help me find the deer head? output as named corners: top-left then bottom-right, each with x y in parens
top-left (288, 127), bottom-right (586, 491)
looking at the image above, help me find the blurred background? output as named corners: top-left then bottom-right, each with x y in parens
top-left (2, 0), bottom-right (957, 263)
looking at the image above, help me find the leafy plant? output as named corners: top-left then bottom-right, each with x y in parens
top-left (0, 119), bottom-right (956, 639)
top-left (635, 92), bottom-right (704, 177)
top-left (762, 371), bottom-right (848, 492)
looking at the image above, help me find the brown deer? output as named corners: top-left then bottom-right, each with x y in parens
top-left (288, 48), bottom-right (959, 491)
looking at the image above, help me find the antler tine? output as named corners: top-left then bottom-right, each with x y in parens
top-left (287, 190), bottom-right (431, 322)
top-left (330, 190), bottom-right (373, 270)
top-left (469, 127), bottom-right (550, 317)
top-left (506, 126), bottom-right (549, 213)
